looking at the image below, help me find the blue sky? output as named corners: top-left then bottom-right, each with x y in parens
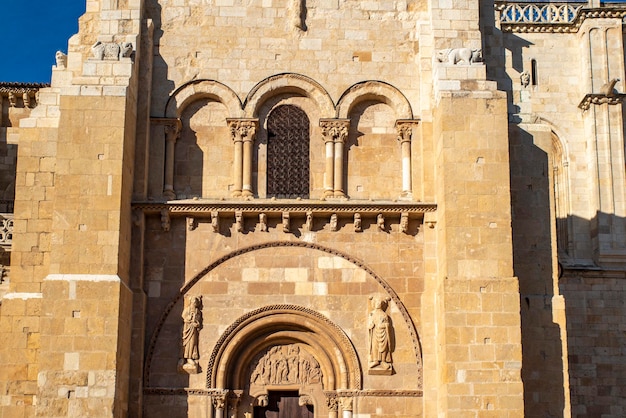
top-left (0, 2), bottom-right (85, 83)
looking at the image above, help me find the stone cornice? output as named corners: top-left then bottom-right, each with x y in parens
top-left (132, 199), bottom-right (437, 217)
top-left (143, 387), bottom-right (423, 397)
top-left (578, 93), bottom-right (626, 111)
top-left (495, 3), bottom-right (626, 33)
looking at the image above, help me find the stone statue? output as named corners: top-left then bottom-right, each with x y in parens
top-left (436, 48), bottom-right (482, 65)
top-left (55, 51), bottom-right (67, 69)
top-left (368, 294), bottom-right (393, 373)
top-left (330, 214), bottom-right (338, 231)
top-left (180, 295), bottom-right (202, 373)
top-left (377, 214), bottom-right (385, 231)
top-left (520, 71), bottom-right (530, 88)
top-left (259, 213), bottom-right (267, 232)
top-left (305, 211), bottom-right (313, 231)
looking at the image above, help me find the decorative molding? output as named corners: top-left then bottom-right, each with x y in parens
top-left (132, 200), bottom-right (436, 216)
top-left (0, 84), bottom-right (46, 107)
top-left (143, 241), bottom-right (423, 390)
top-left (144, 387), bottom-right (423, 397)
top-left (578, 93), bottom-right (626, 111)
top-left (496, 3), bottom-right (626, 33)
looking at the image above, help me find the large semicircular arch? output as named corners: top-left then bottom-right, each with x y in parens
top-left (336, 80), bottom-right (413, 119)
top-left (164, 79), bottom-right (243, 118)
top-left (143, 241), bottom-right (423, 388)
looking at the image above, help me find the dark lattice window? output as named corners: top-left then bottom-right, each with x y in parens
top-left (267, 105), bottom-right (310, 198)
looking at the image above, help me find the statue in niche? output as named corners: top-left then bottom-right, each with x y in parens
top-left (250, 344), bottom-right (322, 386)
top-left (179, 295), bottom-right (202, 374)
top-left (368, 294), bottom-right (394, 374)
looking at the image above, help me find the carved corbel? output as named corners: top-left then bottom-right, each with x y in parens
top-left (330, 213), bottom-right (338, 232)
top-left (400, 212), bottom-right (409, 233)
top-left (377, 214), bottom-right (385, 231)
top-left (160, 209), bottom-right (170, 232)
top-left (305, 211), bottom-right (313, 231)
top-left (259, 213), bottom-right (267, 232)
top-left (211, 211), bottom-right (219, 232)
top-left (22, 92), bottom-right (31, 108)
top-left (354, 213), bottom-right (362, 232)
top-left (7, 92), bottom-right (16, 107)
top-left (186, 217), bottom-right (196, 231)
top-left (235, 211), bottom-right (243, 233)
top-left (282, 212), bottom-right (290, 233)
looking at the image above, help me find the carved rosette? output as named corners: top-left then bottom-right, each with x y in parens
top-left (249, 344), bottom-right (323, 387)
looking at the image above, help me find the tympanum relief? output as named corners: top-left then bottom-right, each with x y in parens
top-left (250, 344), bottom-right (323, 387)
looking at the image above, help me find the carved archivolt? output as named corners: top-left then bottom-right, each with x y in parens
top-left (205, 304), bottom-right (361, 390)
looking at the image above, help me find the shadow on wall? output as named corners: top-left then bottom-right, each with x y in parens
top-left (510, 124), bottom-right (626, 418)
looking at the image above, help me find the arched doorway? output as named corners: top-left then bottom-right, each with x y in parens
top-left (206, 305), bottom-right (362, 418)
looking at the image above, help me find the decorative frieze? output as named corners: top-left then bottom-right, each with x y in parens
top-left (249, 344), bottom-right (323, 386)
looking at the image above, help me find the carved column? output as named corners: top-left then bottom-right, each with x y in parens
top-left (395, 120), bottom-right (419, 198)
top-left (340, 397), bottom-right (353, 418)
top-left (212, 391), bottom-right (228, 418)
top-left (163, 119), bottom-right (182, 200)
top-left (228, 119), bottom-right (258, 198)
top-left (228, 390), bottom-right (243, 418)
top-left (325, 392), bottom-right (338, 418)
top-left (320, 119), bottom-right (350, 198)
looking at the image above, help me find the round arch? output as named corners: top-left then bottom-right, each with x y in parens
top-left (336, 80), bottom-right (413, 119)
top-left (243, 73), bottom-right (335, 118)
top-left (164, 79), bottom-right (243, 118)
top-left (206, 304), bottom-right (361, 390)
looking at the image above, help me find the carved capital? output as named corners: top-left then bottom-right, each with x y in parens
top-left (325, 392), bottom-right (339, 411)
top-left (395, 120), bottom-right (419, 144)
top-left (227, 118), bottom-right (259, 142)
top-left (320, 119), bottom-right (350, 144)
top-left (340, 397), bottom-right (353, 411)
top-left (160, 209), bottom-right (170, 232)
top-left (211, 392), bottom-right (227, 410)
top-left (164, 119), bottom-right (182, 143)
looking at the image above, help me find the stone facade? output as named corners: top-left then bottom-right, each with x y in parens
top-left (1, 0), bottom-right (626, 417)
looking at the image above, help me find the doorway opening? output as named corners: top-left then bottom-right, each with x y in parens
top-left (254, 391), bottom-right (314, 418)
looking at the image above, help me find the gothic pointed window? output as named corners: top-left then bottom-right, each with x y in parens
top-left (266, 105), bottom-right (310, 198)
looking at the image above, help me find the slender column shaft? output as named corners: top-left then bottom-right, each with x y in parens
top-left (232, 137), bottom-right (243, 197)
top-left (333, 139), bottom-right (345, 197)
top-left (401, 139), bottom-right (412, 194)
top-left (242, 136), bottom-right (254, 196)
top-left (324, 139), bottom-right (335, 197)
top-left (163, 121), bottom-right (181, 200)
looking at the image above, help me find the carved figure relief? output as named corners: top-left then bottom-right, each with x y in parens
top-left (436, 48), bottom-right (482, 65)
top-left (400, 213), bottom-right (409, 233)
top-left (235, 211), bottom-right (243, 233)
top-left (305, 211), bottom-right (313, 231)
top-left (91, 41), bottom-right (134, 60)
top-left (377, 214), bottom-right (385, 231)
top-left (179, 295), bottom-right (202, 374)
top-left (330, 214), bottom-right (338, 231)
top-left (250, 344), bottom-right (323, 386)
top-left (354, 213), bottom-right (362, 232)
top-left (282, 212), bottom-right (290, 233)
top-left (259, 213), bottom-right (268, 232)
top-left (211, 211), bottom-right (219, 232)
top-left (368, 294), bottom-right (394, 374)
